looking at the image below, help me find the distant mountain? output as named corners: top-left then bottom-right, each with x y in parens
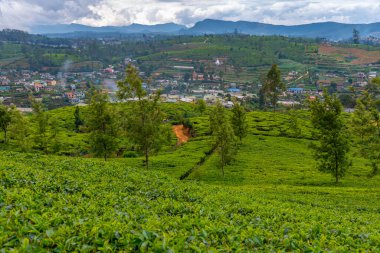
top-left (185, 19), bottom-right (380, 40)
top-left (31, 23), bottom-right (186, 35)
top-left (30, 19), bottom-right (380, 40)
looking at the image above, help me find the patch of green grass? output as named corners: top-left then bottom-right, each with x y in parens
top-left (0, 151), bottom-right (379, 251)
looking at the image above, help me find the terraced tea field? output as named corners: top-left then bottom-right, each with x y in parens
top-left (0, 109), bottom-right (379, 251)
top-left (0, 151), bottom-right (379, 252)
top-left (320, 44), bottom-right (380, 65)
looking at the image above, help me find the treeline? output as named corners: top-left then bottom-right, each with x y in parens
top-left (0, 29), bottom-right (72, 46)
top-left (0, 33), bottom-right (318, 74)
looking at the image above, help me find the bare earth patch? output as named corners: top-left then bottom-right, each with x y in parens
top-left (319, 44), bottom-right (380, 65)
top-left (172, 125), bottom-right (190, 144)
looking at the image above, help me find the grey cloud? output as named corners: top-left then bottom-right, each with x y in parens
top-left (1, 0), bottom-right (380, 30)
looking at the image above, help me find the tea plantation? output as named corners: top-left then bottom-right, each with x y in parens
top-left (0, 108), bottom-right (379, 251)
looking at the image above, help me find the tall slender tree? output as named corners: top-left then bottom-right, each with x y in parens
top-left (87, 91), bottom-right (118, 161)
top-left (309, 91), bottom-right (351, 183)
top-left (9, 109), bottom-right (30, 152)
top-left (49, 117), bottom-right (61, 154)
top-left (351, 91), bottom-right (379, 176)
top-left (351, 92), bottom-right (375, 144)
top-left (117, 64), bottom-right (168, 169)
top-left (231, 101), bottom-right (248, 142)
top-left (74, 106), bottom-right (83, 133)
top-left (263, 64), bottom-right (285, 111)
top-left (210, 101), bottom-right (236, 176)
top-left (288, 109), bottom-right (302, 138)
top-left (0, 103), bottom-right (12, 143)
top-left (31, 99), bottom-right (49, 153)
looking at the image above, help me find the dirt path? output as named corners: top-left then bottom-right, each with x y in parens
top-left (172, 125), bottom-right (190, 144)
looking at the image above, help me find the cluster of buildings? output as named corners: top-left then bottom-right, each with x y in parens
top-left (0, 66), bottom-right (121, 107)
top-left (1, 52), bottom-right (379, 110)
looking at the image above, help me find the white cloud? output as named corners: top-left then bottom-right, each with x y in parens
top-left (0, 0), bottom-right (380, 30)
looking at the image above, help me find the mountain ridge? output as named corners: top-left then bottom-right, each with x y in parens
top-left (30, 19), bottom-right (380, 40)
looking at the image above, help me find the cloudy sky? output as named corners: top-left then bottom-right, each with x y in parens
top-left (1, 0), bottom-right (380, 30)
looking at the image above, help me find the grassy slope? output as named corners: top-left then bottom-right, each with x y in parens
top-left (0, 107), bottom-right (379, 251)
top-left (0, 152), bottom-right (379, 251)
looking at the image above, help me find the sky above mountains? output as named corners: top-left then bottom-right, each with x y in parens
top-left (1, 0), bottom-right (380, 30)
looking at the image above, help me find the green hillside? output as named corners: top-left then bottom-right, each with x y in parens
top-left (1, 150), bottom-right (379, 252)
top-left (0, 105), bottom-right (379, 251)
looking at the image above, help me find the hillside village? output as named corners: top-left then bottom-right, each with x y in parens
top-left (0, 57), bottom-right (378, 110)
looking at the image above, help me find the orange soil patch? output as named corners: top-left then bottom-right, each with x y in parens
top-left (319, 44), bottom-right (380, 65)
top-left (172, 125), bottom-right (190, 144)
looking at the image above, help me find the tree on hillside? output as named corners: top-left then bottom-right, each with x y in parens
top-left (0, 103), bottom-right (12, 143)
top-left (258, 88), bottom-right (266, 110)
top-left (351, 91), bottom-right (380, 176)
top-left (196, 99), bottom-right (207, 115)
top-left (87, 91), bottom-right (118, 161)
top-left (351, 91), bottom-right (375, 144)
top-left (31, 99), bottom-right (49, 153)
top-left (9, 109), bottom-right (31, 152)
top-left (263, 64), bottom-right (285, 111)
top-left (231, 101), bottom-right (248, 142)
top-left (48, 117), bottom-right (61, 154)
top-left (309, 91), bottom-right (351, 184)
top-left (117, 64), bottom-right (169, 169)
top-left (74, 106), bottom-right (84, 133)
top-left (366, 77), bottom-right (380, 106)
top-left (288, 109), bottom-right (302, 138)
top-left (210, 101), bottom-right (236, 176)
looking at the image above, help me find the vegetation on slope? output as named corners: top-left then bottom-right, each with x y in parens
top-left (0, 152), bottom-right (379, 252)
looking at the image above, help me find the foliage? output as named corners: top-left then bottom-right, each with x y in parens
top-left (309, 91), bottom-right (351, 183)
top-left (117, 64), bottom-right (147, 100)
top-left (86, 91), bottom-right (118, 160)
top-left (196, 99), bottom-right (207, 115)
top-left (231, 101), bottom-right (248, 141)
top-left (74, 106), bottom-right (83, 133)
top-left (351, 91), bottom-right (380, 176)
top-left (288, 109), bottom-right (302, 138)
top-left (263, 64), bottom-right (285, 111)
top-left (117, 65), bottom-right (169, 168)
top-left (210, 102), bottom-right (236, 175)
top-left (0, 151), bottom-right (379, 251)
top-left (0, 101), bottom-right (379, 251)
top-left (48, 117), bottom-right (61, 154)
top-left (31, 99), bottom-right (49, 153)
top-left (0, 103), bottom-right (12, 143)
top-left (8, 109), bottom-right (31, 152)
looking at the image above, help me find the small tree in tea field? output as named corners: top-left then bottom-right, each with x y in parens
top-left (87, 90), bottom-right (118, 161)
top-left (0, 103), bottom-right (12, 143)
top-left (309, 91), bottom-right (351, 184)
top-left (210, 101), bottom-right (236, 176)
top-left (351, 91), bottom-right (380, 176)
top-left (263, 64), bottom-right (285, 111)
top-left (31, 99), bottom-right (49, 153)
top-left (117, 64), bottom-right (168, 169)
top-left (231, 100), bottom-right (248, 142)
